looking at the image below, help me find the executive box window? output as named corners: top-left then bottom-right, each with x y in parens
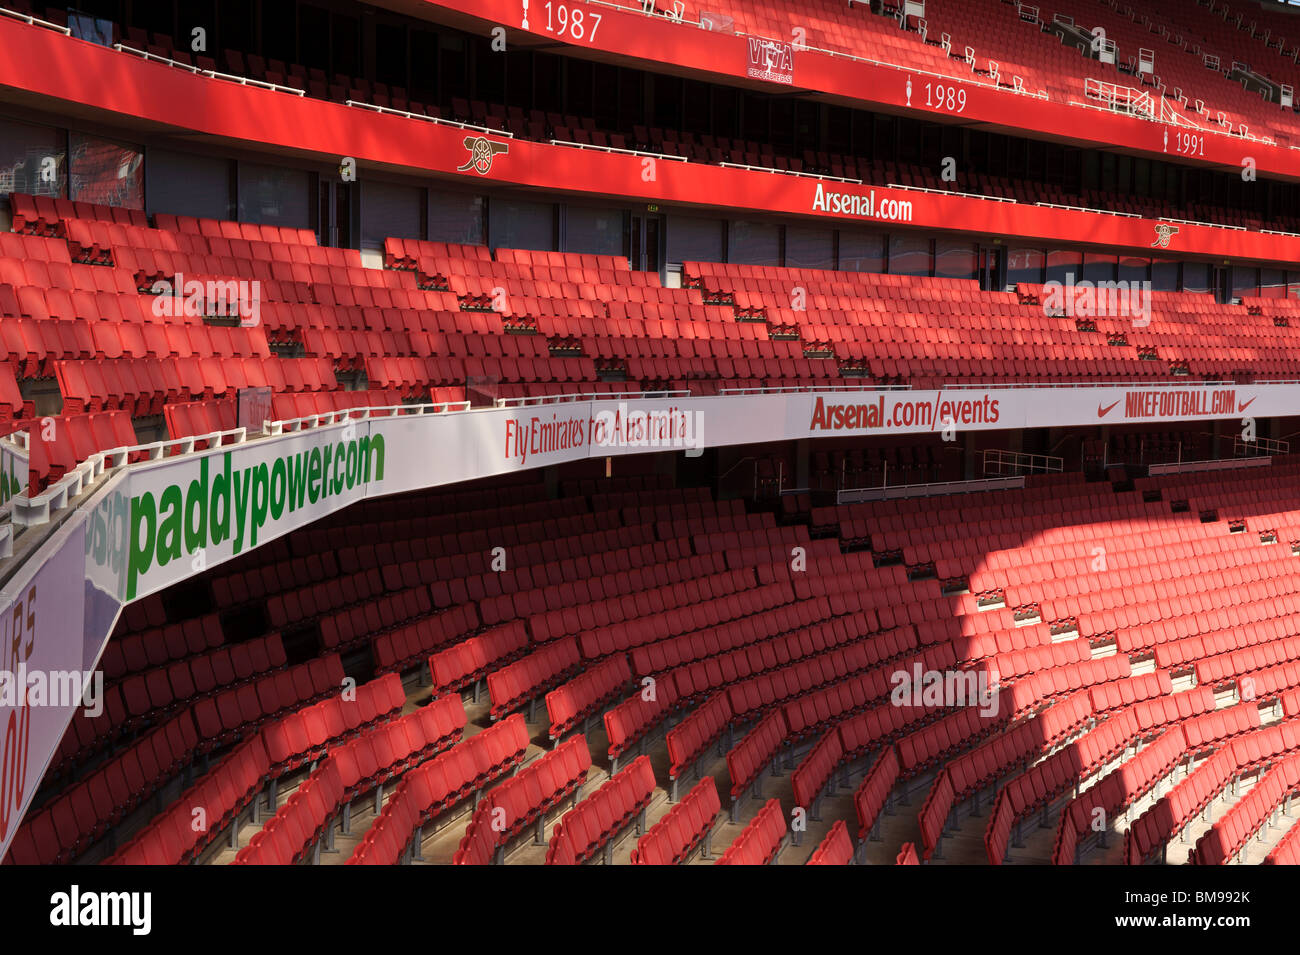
top-left (361, 181), bottom-right (422, 250)
top-left (0, 118), bottom-right (65, 198)
top-left (429, 189), bottom-right (484, 246)
top-left (1182, 263), bottom-right (1211, 294)
top-left (728, 220), bottom-right (780, 265)
top-left (237, 162), bottom-right (311, 228)
top-left (146, 148), bottom-right (232, 220)
top-left (1151, 258), bottom-right (1179, 291)
top-left (888, 234), bottom-right (932, 277)
top-left (70, 134), bottom-right (143, 210)
top-left (784, 227), bottom-right (834, 270)
top-left (1259, 268), bottom-right (1287, 299)
top-left (839, 231), bottom-right (885, 274)
top-left (489, 198), bottom-right (555, 251)
top-left (1046, 249), bottom-right (1083, 284)
top-left (565, 206), bottom-right (624, 258)
top-left (935, 240), bottom-right (977, 281)
top-left (1232, 267), bottom-right (1260, 300)
top-left (1007, 248), bottom-right (1045, 287)
top-left (666, 215), bottom-right (723, 267)
top-left (1082, 253), bottom-right (1117, 285)
top-left (1119, 256), bottom-right (1149, 286)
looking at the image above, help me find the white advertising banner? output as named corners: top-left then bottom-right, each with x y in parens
top-left (0, 517), bottom-right (89, 864)
top-left (83, 382), bottom-right (1300, 604)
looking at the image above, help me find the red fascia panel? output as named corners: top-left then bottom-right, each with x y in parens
top-left (1, 17), bottom-right (1298, 263)
top-left (420, 0), bottom-right (1297, 183)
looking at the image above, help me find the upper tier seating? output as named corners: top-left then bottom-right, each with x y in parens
top-left (11, 193), bottom-right (1300, 498)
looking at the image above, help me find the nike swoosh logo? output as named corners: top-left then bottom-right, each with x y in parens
top-left (1098, 400), bottom-right (1120, 417)
top-left (1239, 397), bottom-right (1257, 412)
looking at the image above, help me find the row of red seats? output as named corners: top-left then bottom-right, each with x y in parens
top-left (428, 621), bottom-right (530, 697)
top-left (1240, 659), bottom-right (1300, 702)
top-left (0, 312), bottom-right (272, 366)
top-left (579, 580), bottom-right (797, 661)
top-left (486, 637), bottom-right (581, 721)
top-left (97, 612), bottom-right (223, 683)
top-left (56, 356), bottom-right (339, 412)
top-left (370, 602), bottom-right (480, 674)
top-left (28, 410), bottom-right (138, 488)
top-left (56, 634), bottom-right (287, 776)
top-left (725, 711), bottom-right (786, 807)
top-left (984, 703), bottom-right (1168, 864)
top-left (316, 586), bottom-right (435, 654)
top-left (347, 715), bottom-right (530, 865)
top-left (154, 211), bottom-right (316, 247)
top-left (603, 681), bottom-right (678, 772)
top-left (10, 193), bottom-right (149, 236)
top-left (271, 565), bottom-right (417, 632)
top-left (630, 593), bottom-right (845, 677)
top-left (854, 747), bottom-right (901, 848)
top-left (235, 696), bottom-right (466, 864)
top-left (1125, 717), bottom-right (1300, 863)
top-left (725, 633), bottom-right (928, 727)
top-left (666, 604), bottom-right (868, 708)
top-left (714, 798), bottom-right (786, 865)
top-left (527, 558), bottom-right (746, 644)
top-left (261, 673), bottom-right (407, 784)
top-left (806, 820), bottom-right (853, 866)
top-left (5, 710), bottom-right (198, 864)
top-left (1193, 753), bottom-right (1300, 864)
top-left (545, 655), bottom-right (632, 742)
top-left (779, 642), bottom-right (955, 743)
top-left (545, 756), bottom-right (656, 865)
top-left (192, 655), bottom-right (345, 754)
top-left (665, 692), bottom-right (732, 790)
top-left (895, 703), bottom-right (1008, 779)
top-left (475, 539), bottom-right (707, 629)
top-left (918, 690), bottom-right (1094, 860)
top-left (452, 735), bottom-right (592, 865)
top-left (1154, 615), bottom-right (1300, 670)
top-left (1052, 725), bottom-right (1191, 865)
top-left (106, 736), bottom-right (269, 864)
top-left (629, 776), bottom-right (720, 865)
top-left (1265, 820), bottom-right (1300, 865)
top-left (790, 727), bottom-right (844, 814)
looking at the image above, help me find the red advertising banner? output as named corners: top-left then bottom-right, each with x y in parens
top-left (746, 37), bottom-right (794, 85)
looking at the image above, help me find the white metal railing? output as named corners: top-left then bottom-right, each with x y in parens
top-left (549, 140), bottom-right (687, 162)
top-left (719, 384), bottom-right (914, 396)
top-left (1234, 435), bottom-right (1291, 456)
top-left (267, 401), bottom-right (470, 434)
top-left (1148, 455), bottom-right (1270, 476)
top-left (114, 44), bottom-right (306, 96)
top-left (838, 474), bottom-right (1025, 504)
top-left (12, 426), bottom-right (252, 527)
top-left (493, 390), bottom-right (689, 407)
top-left (1034, 201), bottom-right (1141, 218)
top-left (885, 183), bottom-right (1016, 202)
top-left (1158, 214), bottom-right (1248, 232)
top-left (0, 5), bottom-right (69, 33)
top-left (347, 101), bottom-right (512, 138)
top-left (721, 162), bottom-right (862, 184)
top-left (982, 448), bottom-right (1064, 476)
